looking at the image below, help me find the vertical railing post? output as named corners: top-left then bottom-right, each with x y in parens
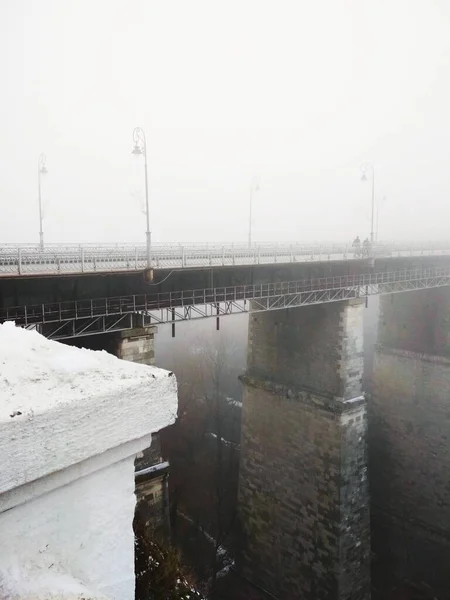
top-left (81, 247), bottom-right (85, 273)
top-left (18, 247), bottom-right (22, 275)
top-left (134, 246), bottom-right (138, 270)
top-left (181, 246), bottom-right (185, 267)
top-left (222, 246), bottom-right (225, 266)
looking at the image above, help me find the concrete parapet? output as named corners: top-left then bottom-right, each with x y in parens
top-left (0, 323), bottom-right (177, 600)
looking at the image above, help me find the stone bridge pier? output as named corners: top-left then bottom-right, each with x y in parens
top-left (237, 300), bottom-right (371, 600)
top-left (370, 288), bottom-right (450, 594)
top-left (116, 326), bottom-right (157, 366)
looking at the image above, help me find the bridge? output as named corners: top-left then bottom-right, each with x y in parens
top-left (2, 240), bottom-right (450, 598)
top-left (1, 241), bottom-right (450, 277)
top-left (2, 266), bottom-right (450, 340)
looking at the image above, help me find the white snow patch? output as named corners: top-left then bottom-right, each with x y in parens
top-left (178, 512), bottom-right (229, 561)
top-left (135, 461), bottom-right (170, 477)
top-left (206, 432), bottom-right (239, 448)
top-left (343, 394), bottom-right (365, 405)
top-left (225, 397), bottom-right (242, 408)
top-left (0, 558), bottom-right (109, 599)
top-left (0, 323), bottom-right (178, 497)
top-left (0, 321), bottom-right (170, 422)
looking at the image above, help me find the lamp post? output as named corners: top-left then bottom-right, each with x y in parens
top-left (248, 176), bottom-right (260, 248)
top-left (132, 127), bottom-right (151, 269)
top-left (376, 195), bottom-right (386, 243)
top-left (360, 162), bottom-right (375, 247)
top-left (38, 153), bottom-right (48, 250)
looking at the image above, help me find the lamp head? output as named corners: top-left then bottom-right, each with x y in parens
top-left (132, 144), bottom-right (143, 156)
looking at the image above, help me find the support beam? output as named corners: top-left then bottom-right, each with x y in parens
top-left (370, 288), bottom-right (450, 595)
top-left (237, 300), bottom-right (370, 600)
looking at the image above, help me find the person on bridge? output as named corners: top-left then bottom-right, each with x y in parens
top-left (352, 236), bottom-right (361, 257)
top-left (362, 237), bottom-right (370, 257)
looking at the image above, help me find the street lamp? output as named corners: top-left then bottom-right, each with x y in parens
top-left (38, 153), bottom-right (48, 250)
top-left (360, 162), bottom-right (375, 247)
top-left (132, 127), bottom-right (151, 269)
top-left (248, 176), bottom-right (260, 248)
top-left (376, 195), bottom-right (386, 243)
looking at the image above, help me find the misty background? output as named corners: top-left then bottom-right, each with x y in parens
top-left (1, 0), bottom-right (450, 245)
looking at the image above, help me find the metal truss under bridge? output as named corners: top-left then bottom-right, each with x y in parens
top-left (2, 242), bottom-right (450, 277)
top-left (3, 266), bottom-right (450, 340)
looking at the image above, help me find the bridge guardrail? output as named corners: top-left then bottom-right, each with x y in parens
top-left (1, 243), bottom-right (450, 277)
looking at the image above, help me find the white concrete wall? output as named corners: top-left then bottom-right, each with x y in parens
top-left (0, 324), bottom-right (178, 600)
top-left (0, 455), bottom-right (135, 600)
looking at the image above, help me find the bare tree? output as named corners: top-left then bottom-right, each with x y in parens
top-left (134, 508), bottom-right (204, 600)
top-left (160, 329), bottom-right (243, 592)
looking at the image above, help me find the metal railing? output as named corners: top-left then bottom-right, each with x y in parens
top-left (3, 266), bottom-right (450, 337)
top-left (2, 242), bottom-right (450, 277)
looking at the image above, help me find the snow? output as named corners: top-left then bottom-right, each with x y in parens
top-left (0, 323), bottom-right (179, 600)
top-left (0, 321), bottom-right (170, 421)
top-left (135, 461), bottom-right (170, 477)
top-left (0, 566), bottom-right (109, 600)
top-left (225, 397), bottom-right (242, 409)
top-left (0, 323), bottom-right (178, 497)
top-left (343, 394), bottom-right (365, 404)
top-left (206, 432), bottom-right (239, 448)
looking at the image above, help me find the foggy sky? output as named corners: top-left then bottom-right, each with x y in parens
top-left (1, 0), bottom-right (450, 245)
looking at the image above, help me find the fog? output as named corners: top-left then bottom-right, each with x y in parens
top-left (1, 1), bottom-right (450, 244)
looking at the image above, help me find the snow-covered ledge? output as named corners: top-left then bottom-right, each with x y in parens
top-left (0, 323), bottom-right (177, 600)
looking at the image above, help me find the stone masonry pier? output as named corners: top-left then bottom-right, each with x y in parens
top-left (117, 326), bottom-right (157, 366)
top-left (237, 300), bottom-right (371, 600)
top-left (370, 288), bottom-right (450, 595)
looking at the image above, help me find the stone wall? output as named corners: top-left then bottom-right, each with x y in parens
top-left (238, 378), bottom-right (369, 600)
top-left (247, 300), bottom-right (364, 400)
top-left (115, 326), bottom-right (172, 536)
top-left (135, 433), bottom-right (162, 471)
top-left (377, 287), bottom-right (450, 356)
top-left (135, 468), bottom-right (170, 537)
top-left (370, 336), bottom-right (450, 593)
top-left (238, 301), bottom-right (370, 600)
top-left (117, 326), bottom-right (157, 365)
top-left (135, 434), bottom-right (171, 535)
